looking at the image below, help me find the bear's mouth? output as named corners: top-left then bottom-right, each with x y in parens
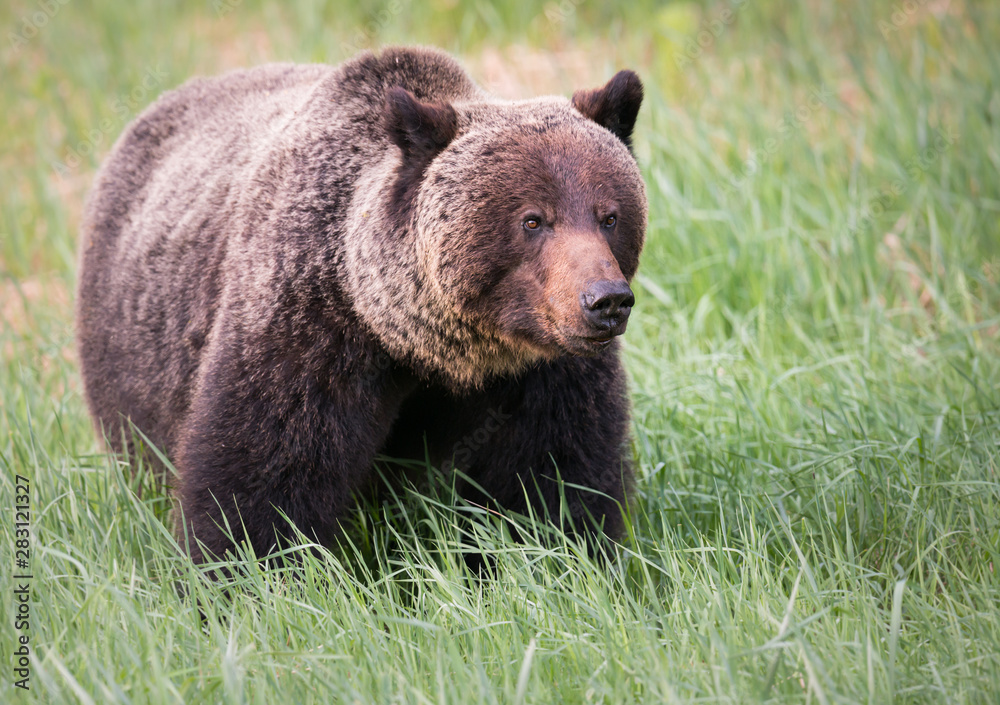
top-left (553, 327), bottom-right (622, 356)
top-left (584, 333), bottom-right (614, 347)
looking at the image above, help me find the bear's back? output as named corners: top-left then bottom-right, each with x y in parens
top-left (80, 47), bottom-right (480, 299)
top-left (76, 48), bottom-right (481, 458)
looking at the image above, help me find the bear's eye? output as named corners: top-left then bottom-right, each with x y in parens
top-left (523, 217), bottom-right (542, 231)
top-left (602, 214), bottom-right (617, 228)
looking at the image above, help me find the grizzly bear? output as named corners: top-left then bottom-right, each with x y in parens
top-left (76, 46), bottom-right (647, 564)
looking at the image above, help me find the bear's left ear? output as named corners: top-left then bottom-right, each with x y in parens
top-left (384, 87), bottom-right (458, 163)
top-left (572, 70), bottom-right (644, 151)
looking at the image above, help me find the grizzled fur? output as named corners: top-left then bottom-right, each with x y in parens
top-left (77, 47), bottom-right (647, 564)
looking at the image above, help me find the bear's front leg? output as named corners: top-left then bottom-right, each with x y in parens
top-left (440, 348), bottom-right (633, 551)
top-left (175, 326), bottom-right (412, 564)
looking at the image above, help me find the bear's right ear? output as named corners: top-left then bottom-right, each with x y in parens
top-left (384, 87), bottom-right (458, 162)
top-left (572, 70), bottom-right (643, 151)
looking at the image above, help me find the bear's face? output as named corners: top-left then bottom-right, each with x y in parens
top-left (365, 70), bottom-right (647, 386)
top-left (420, 115), bottom-right (646, 358)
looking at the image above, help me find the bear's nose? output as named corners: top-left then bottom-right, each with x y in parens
top-left (582, 280), bottom-right (634, 331)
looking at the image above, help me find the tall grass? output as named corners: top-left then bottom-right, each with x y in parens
top-left (2, 0), bottom-right (998, 702)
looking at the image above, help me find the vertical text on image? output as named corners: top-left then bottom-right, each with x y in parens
top-left (12, 474), bottom-right (32, 692)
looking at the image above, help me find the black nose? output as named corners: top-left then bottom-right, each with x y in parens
top-left (582, 280), bottom-right (634, 329)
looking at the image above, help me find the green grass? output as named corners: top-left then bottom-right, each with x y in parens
top-left (2, 0), bottom-right (999, 702)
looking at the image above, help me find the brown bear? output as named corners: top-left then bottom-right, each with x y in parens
top-left (76, 46), bottom-right (647, 564)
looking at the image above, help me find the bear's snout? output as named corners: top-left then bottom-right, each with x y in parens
top-left (581, 280), bottom-right (633, 340)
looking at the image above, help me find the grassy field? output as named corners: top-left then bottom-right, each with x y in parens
top-left (2, 0), bottom-right (999, 702)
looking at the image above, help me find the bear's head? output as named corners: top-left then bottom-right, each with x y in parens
top-left (348, 70), bottom-right (647, 388)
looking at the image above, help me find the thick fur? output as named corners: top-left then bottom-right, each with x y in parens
top-left (77, 47), bottom-right (647, 563)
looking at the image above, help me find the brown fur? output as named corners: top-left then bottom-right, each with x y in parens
top-left (76, 46), bottom-right (647, 563)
